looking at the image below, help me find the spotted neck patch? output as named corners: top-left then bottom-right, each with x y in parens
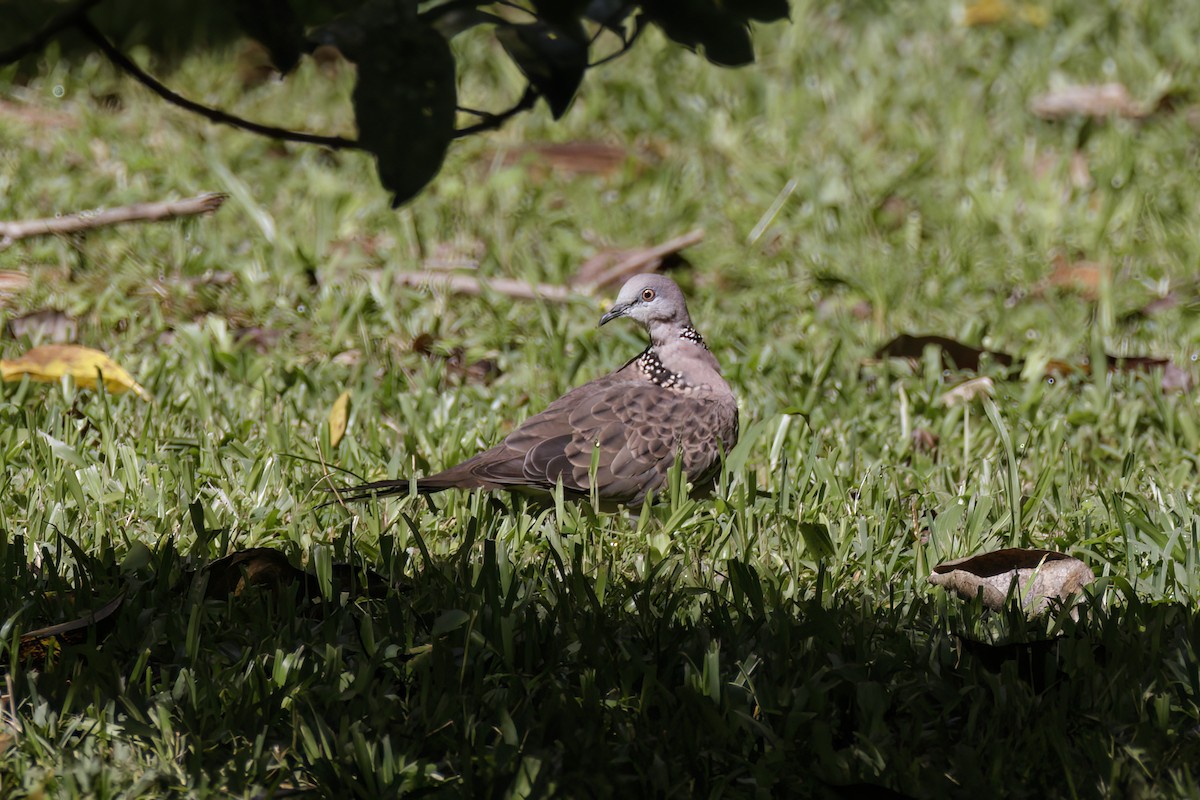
top-left (637, 349), bottom-right (688, 389)
top-left (679, 326), bottom-right (707, 349)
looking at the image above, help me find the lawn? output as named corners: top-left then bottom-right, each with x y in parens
top-left (3, 0), bottom-right (1200, 796)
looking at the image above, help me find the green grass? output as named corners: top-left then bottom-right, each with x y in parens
top-left (4, 0), bottom-right (1200, 795)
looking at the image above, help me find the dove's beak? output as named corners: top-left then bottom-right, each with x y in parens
top-left (599, 301), bottom-right (632, 327)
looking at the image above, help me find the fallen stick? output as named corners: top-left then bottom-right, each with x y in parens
top-left (575, 228), bottom-right (705, 289)
top-left (391, 271), bottom-right (577, 302)
top-left (0, 192), bottom-right (228, 249)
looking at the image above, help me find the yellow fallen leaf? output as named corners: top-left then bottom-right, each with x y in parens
top-left (328, 390), bottom-right (351, 448)
top-left (962, 0), bottom-right (1047, 27)
top-left (0, 344), bottom-right (149, 400)
top-left (963, 0), bottom-right (1010, 26)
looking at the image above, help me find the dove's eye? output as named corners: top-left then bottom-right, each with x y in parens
top-left (641, 288), bottom-right (656, 301)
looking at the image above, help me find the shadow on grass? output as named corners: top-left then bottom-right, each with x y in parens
top-left (3, 526), bottom-right (1200, 799)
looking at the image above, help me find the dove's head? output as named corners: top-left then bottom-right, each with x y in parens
top-left (599, 274), bottom-right (692, 334)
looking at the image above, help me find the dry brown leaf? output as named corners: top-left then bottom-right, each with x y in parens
top-left (329, 390), bottom-right (351, 448)
top-left (0, 98), bottom-right (77, 129)
top-left (876, 332), bottom-right (1190, 392)
top-left (571, 229), bottom-right (703, 289)
top-left (571, 233), bottom-right (698, 289)
top-left (1047, 255), bottom-right (1104, 297)
top-left (411, 333), bottom-right (501, 385)
top-left (929, 548), bottom-right (1093, 613)
top-left (233, 326), bottom-right (282, 354)
top-left (1046, 354), bottom-right (1193, 392)
top-left (0, 344), bottom-right (149, 399)
top-left (202, 548), bottom-right (393, 600)
top-left (911, 428), bottom-right (939, 453)
top-left (1030, 83), bottom-right (1149, 120)
top-left (501, 141), bottom-right (632, 177)
top-left (875, 334), bottom-right (1015, 371)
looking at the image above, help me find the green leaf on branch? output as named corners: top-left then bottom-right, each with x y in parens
top-left (737, 0), bottom-right (791, 22)
top-left (423, 6), bottom-right (503, 40)
top-left (641, 0), bottom-right (755, 66)
top-left (235, 0), bottom-right (306, 74)
top-left (496, 19), bottom-right (589, 119)
top-left (584, 0), bottom-right (637, 31)
top-left (322, 4), bottom-right (458, 207)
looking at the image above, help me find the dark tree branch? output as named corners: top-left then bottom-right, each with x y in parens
top-left (4, 4), bottom-right (651, 166)
top-left (453, 85), bottom-right (540, 138)
top-left (0, 0), bottom-right (102, 66)
top-left (589, 16), bottom-right (645, 68)
top-left (75, 17), bottom-right (363, 150)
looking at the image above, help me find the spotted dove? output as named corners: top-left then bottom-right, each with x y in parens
top-left (338, 274), bottom-right (739, 507)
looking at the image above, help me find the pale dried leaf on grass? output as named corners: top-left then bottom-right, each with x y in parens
top-left (0, 344), bottom-right (149, 399)
top-left (929, 548), bottom-right (1094, 613)
top-left (1030, 83), bottom-right (1150, 120)
top-left (939, 376), bottom-right (995, 406)
top-left (5, 309), bottom-right (77, 343)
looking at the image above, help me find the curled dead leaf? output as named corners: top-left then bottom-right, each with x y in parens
top-left (571, 230), bottom-right (703, 290)
top-left (0, 344), bottom-right (148, 399)
top-left (204, 549), bottom-right (302, 599)
top-left (929, 548), bottom-right (1093, 613)
top-left (18, 590), bottom-right (126, 665)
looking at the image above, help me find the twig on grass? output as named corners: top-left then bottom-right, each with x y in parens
top-left (391, 228), bottom-right (706, 302)
top-left (0, 192), bottom-right (228, 250)
top-left (391, 271), bottom-right (576, 302)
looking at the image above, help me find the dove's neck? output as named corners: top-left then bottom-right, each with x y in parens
top-left (648, 320), bottom-right (705, 350)
top-left (639, 320), bottom-right (727, 391)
